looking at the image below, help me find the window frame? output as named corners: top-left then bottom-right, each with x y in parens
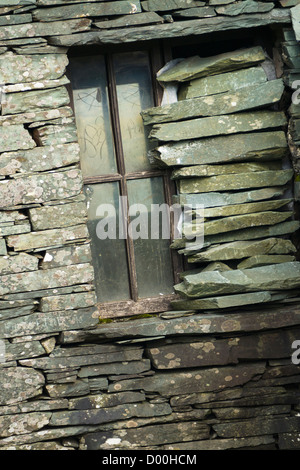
top-left (68, 41), bottom-right (182, 318)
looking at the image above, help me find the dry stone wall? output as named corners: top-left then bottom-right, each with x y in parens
top-left (0, 0), bottom-right (300, 451)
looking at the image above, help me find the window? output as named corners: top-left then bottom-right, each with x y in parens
top-left (69, 45), bottom-right (179, 317)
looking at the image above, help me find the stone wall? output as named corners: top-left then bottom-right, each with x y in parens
top-left (0, 0), bottom-right (300, 451)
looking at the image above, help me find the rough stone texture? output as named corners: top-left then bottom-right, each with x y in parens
top-left (0, 0), bottom-right (298, 453)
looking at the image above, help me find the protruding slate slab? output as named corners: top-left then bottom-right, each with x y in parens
top-left (157, 46), bottom-right (265, 83)
top-left (216, 0), bottom-right (275, 16)
top-left (196, 199), bottom-right (292, 219)
top-left (149, 111), bottom-right (287, 142)
top-left (171, 291), bottom-right (295, 311)
top-left (152, 131), bottom-right (287, 166)
top-left (178, 170), bottom-right (293, 193)
top-left (174, 187), bottom-right (286, 208)
top-left (0, 239), bottom-right (7, 256)
top-left (205, 221), bottom-right (300, 245)
top-left (237, 255), bottom-right (296, 269)
top-left (142, 79), bottom-right (284, 125)
top-left (184, 212), bottom-right (293, 238)
top-left (94, 12), bottom-right (163, 29)
top-left (174, 262), bottom-right (300, 299)
top-left (187, 238), bottom-right (296, 263)
top-left (178, 66), bottom-right (267, 100)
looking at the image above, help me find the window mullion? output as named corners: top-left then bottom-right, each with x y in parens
top-left (106, 53), bottom-right (139, 302)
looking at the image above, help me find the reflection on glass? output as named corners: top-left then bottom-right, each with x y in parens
top-left (85, 183), bottom-right (130, 302)
top-left (128, 177), bottom-right (174, 299)
top-left (69, 56), bottom-right (117, 178)
top-left (114, 51), bottom-right (154, 173)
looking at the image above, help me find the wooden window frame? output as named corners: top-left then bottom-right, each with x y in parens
top-left (68, 42), bottom-right (182, 318)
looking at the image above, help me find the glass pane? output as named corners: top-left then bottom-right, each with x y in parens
top-left (114, 51), bottom-right (154, 173)
top-left (69, 56), bottom-right (117, 178)
top-left (85, 183), bottom-right (130, 302)
top-left (127, 177), bottom-right (174, 299)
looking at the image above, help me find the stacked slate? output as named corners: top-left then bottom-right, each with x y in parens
top-left (0, 0), bottom-right (299, 451)
top-left (142, 45), bottom-right (300, 312)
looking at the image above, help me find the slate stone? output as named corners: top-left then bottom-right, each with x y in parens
top-left (205, 220), bottom-right (300, 245)
top-left (0, 306), bottom-right (99, 340)
top-left (0, 367), bottom-right (44, 406)
top-left (142, 80), bottom-right (284, 125)
top-left (4, 340), bottom-right (45, 362)
top-left (186, 211), bottom-right (293, 238)
top-left (0, 221), bottom-right (31, 237)
top-left (171, 291), bottom-right (295, 311)
top-left (216, 0), bottom-right (275, 16)
top-left (196, 199), bottom-right (291, 219)
top-left (152, 131), bottom-right (287, 166)
top-left (0, 18), bottom-right (91, 42)
top-left (0, 143), bottom-right (80, 176)
top-left (0, 169), bottom-right (83, 209)
top-left (213, 416), bottom-right (300, 438)
top-left (291, 4), bottom-right (300, 41)
top-left (150, 111), bottom-right (287, 142)
top-left (237, 255), bottom-right (296, 269)
top-left (39, 291), bottom-right (96, 313)
top-left (41, 244), bottom-right (92, 270)
top-left (60, 304), bottom-right (300, 343)
top-left (33, 122), bottom-right (78, 146)
top-left (0, 263), bottom-right (94, 297)
top-left (173, 6), bottom-right (216, 18)
top-left (50, 402), bottom-right (171, 428)
top-left (178, 169), bottom-right (293, 193)
top-left (46, 380), bottom-right (91, 399)
top-left (20, 347), bottom-right (144, 371)
top-left (7, 225), bottom-right (89, 252)
top-left (81, 420), bottom-right (209, 449)
top-left (142, 0), bottom-right (205, 11)
top-left (147, 328), bottom-right (300, 369)
top-left (157, 46), bottom-right (265, 83)
top-left (0, 52), bottom-right (68, 84)
top-left (0, 106), bottom-right (73, 128)
top-left (0, 125), bottom-right (35, 153)
top-left (29, 202), bottom-right (87, 231)
top-left (0, 412), bottom-right (51, 438)
top-left (172, 161), bottom-right (281, 179)
top-left (34, 1), bottom-right (142, 21)
top-left (48, 11), bottom-right (291, 47)
top-left (174, 262), bottom-right (300, 299)
top-left (178, 66), bottom-right (267, 100)
top-left (163, 436), bottom-right (275, 451)
top-left (108, 362), bottom-right (266, 396)
top-left (1, 239), bottom-right (8, 255)
top-left (0, 253), bottom-right (38, 275)
top-left (1, 86), bottom-right (70, 115)
top-left (94, 12), bottom-right (163, 29)
top-left (0, 304), bottom-right (37, 322)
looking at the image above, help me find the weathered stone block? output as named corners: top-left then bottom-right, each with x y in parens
top-left (39, 291), bottom-right (96, 312)
top-left (213, 416), bottom-right (300, 438)
top-left (216, 0), bottom-right (275, 16)
top-left (151, 111), bottom-right (286, 142)
top-left (0, 169), bottom-right (83, 209)
top-left (175, 262), bottom-right (300, 299)
top-left (237, 255), bottom-right (296, 269)
top-left (157, 46), bottom-right (265, 83)
top-left (29, 202), bottom-right (87, 231)
top-left (0, 253), bottom-right (38, 275)
top-left (178, 169), bottom-right (293, 193)
top-left (7, 224), bottom-right (89, 251)
top-left (178, 66), bottom-right (267, 100)
top-left (41, 244), bottom-right (92, 269)
top-left (0, 124), bottom-right (35, 153)
top-left (0, 367), bottom-right (44, 406)
top-left (152, 131), bottom-right (287, 166)
top-left (0, 143), bottom-right (80, 176)
top-left (108, 362), bottom-right (266, 396)
top-left (0, 412), bottom-right (51, 438)
top-left (143, 79), bottom-right (284, 125)
top-left (2, 86), bottom-right (70, 115)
